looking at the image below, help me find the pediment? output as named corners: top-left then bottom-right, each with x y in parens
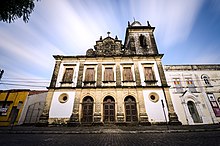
top-left (180, 90), bottom-right (199, 103)
top-left (86, 36), bottom-right (122, 56)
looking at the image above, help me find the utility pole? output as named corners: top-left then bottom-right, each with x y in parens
top-left (161, 99), bottom-right (169, 130)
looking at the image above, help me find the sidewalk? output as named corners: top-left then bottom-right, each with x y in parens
top-left (0, 124), bottom-right (220, 134)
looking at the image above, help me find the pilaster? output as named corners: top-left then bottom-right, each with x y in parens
top-left (156, 60), bottom-right (181, 125)
top-left (37, 89), bottom-right (54, 126)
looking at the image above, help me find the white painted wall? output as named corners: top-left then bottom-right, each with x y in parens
top-left (49, 91), bottom-right (75, 118)
top-left (18, 92), bottom-right (47, 125)
top-left (143, 89), bottom-right (169, 123)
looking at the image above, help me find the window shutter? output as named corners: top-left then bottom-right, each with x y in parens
top-left (144, 67), bottom-right (154, 81)
top-left (62, 68), bottom-right (74, 82)
top-left (85, 68), bottom-right (95, 82)
top-left (104, 68), bottom-right (114, 81)
top-left (123, 67), bottom-right (133, 81)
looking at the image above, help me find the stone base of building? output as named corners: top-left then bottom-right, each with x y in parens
top-left (92, 122), bottom-right (104, 126)
top-left (150, 122), bottom-right (169, 125)
top-left (36, 114), bottom-right (49, 127)
top-left (169, 113), bottom-right (182, 125)
top-left (67, 122), bottom-right (80, 127)
top-left (139, 113), bottom-right (151, 126)
top-left (169, 121), bottom-right (182, 125)
top-left (115, 122), bottom-right (127, 126)
top-left (67, 112), bottom-right (79, 126)
top-left (139, 121), bottom-right (151, 126)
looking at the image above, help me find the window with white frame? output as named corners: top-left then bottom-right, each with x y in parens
top-left (201, 74), bottom-right (212, 87)
top-left (83, 64), bottom-right (97, 87)
top-left (141, 63), bottom-right (157, 86)
top-left (185, 78), bottom-right (196, 92)
top-left (62, 68), bottom-right (74, 83)
top-left (84, 68), bottom-right (95, 82)
top-left (104, 67), bottom-right (114, 82)
top-left (60, 64), bottom-right (77, 87)
top-left (173, 78), bottom-right (184, 93)
top-left (144, 67), bottom-right (155, 81)
top-left (123, 67), bottom-right (133, 81)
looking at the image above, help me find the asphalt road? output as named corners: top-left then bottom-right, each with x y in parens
top-left (1, 131), bottom-right (220, 146)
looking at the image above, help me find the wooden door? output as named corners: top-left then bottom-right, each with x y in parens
top-left (125, 96), bottom-right (138, 122)
top-left (103, 97), bottom-right (115, 123)
top-left (82, 97), bottom-right (93, 123)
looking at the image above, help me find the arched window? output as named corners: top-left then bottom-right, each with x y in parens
top-left (201, 74), bottom-right (211, 87)
top-left (124, 96), bottom-right (138, 122)
top-left (103, 96), bottom-right (115, 123)
top-left (187, 101), bottom-right (202, 123)
top-left (82, 96), bottom-right (94, 123)
top-left (139, 34), bottom-right (147, 48)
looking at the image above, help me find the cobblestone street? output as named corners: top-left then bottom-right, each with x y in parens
top-left (1, 131), bottom-right (220, 146)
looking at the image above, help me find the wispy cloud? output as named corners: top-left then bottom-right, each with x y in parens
top-left (0, 0), bottom-right (217, 90)
top-left (128, 0), bottom-right (205, 48)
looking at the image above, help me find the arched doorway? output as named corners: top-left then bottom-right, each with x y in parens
top-left (124, 96), bottom-right (138, 122)
top-left (82, 96), bottom-right (94, 123)
top-left (103, 96), bottom-right (115, 123)
top-left (187, 101), bottom-right (202, 123)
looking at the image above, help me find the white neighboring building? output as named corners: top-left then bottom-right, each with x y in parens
top-left (19, 91), bottom-right (47, 125)
top-left (164, 65), bottom-right (220, 125)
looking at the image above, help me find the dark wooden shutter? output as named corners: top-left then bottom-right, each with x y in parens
top-left (62, 68), bottom-right (74, 82)
top-left (123, 67), bottom-right (133, 81)
top-left (85, 68), bottom-right (95, 82)
top-left (104, 68), bottom-right (114, 81)
top-left (144, 67), bottom-right (154, 81)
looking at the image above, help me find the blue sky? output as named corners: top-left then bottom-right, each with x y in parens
top-left (0, 0), bottom-right (220, 90)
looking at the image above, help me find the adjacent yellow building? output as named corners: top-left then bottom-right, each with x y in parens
top-left (0, 89), bottom-right (29, 126)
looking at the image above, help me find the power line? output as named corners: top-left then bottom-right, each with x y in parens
top-left (0, 83), bottom-right (48, 88)
top-left (1, 80), bottom-right (50, 83)
top-left (2, 78), bottom-right (50, 81)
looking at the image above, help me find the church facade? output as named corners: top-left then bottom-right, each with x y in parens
top-left (39, 21), bottom-right (181, 126)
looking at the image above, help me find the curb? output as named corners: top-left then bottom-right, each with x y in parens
top-left (0, 128), bottom-right (220, 134)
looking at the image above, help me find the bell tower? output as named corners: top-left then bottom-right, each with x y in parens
top-left (124, 20), bottom-right (159, 55)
